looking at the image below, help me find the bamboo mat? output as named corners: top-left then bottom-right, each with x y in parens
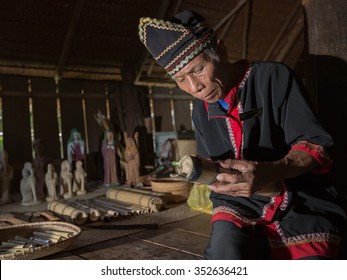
top-left (69, 203), bottom-right (202, 249)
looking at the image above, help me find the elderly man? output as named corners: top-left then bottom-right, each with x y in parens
top-left (138, 10), bottom-right (346, 259)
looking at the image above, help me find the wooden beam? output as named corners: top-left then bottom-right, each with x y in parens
top-left (214, 0), bottom-right (247, 31)
top-left (219, 16), bottom-right (236, 40)
top-left (134, 80), bottom-right (176, 88)
top-left (263, 2), bottom-right (301, 60)
top-left (55, 0), bottom-right (86, 81)
top-left (0, 58), bottom-right (122, 73)
top-left (301, 0), bottom-right (312, 5)
top-left (0, 66), bottom-right (122, 81)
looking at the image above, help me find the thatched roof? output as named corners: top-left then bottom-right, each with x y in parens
top-left (0, 0), bottom-right (303, 86)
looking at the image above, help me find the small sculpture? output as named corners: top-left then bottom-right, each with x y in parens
top-left (60, 160), bottom-right (73, 199)
top-left (73, 160), bottom-right (87, 195)
top-left (0, 150), bottom-right (14, 204)
top-left (32, 138), bottom-right (51, 200)
top-left (20, 162), bottom-right (39, 206)
top-left (67, 128), bottom-right (86, 170)
top-left (45, 163), bottom-right (59, 201)
top-left (101, 130), bottom-right (120, 186)
top-left (94, 109), bottom-right (112, 131)
top-left (124, 132), bottom-right (140, 186)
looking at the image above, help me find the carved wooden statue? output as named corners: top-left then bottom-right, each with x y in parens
top-left (101, 130), bottom-right (120, 186)
top-left (124, 131), bottom-right (140, 186)
top-left (45, 163), bottom-right (59, 201)
top-left (60, 160), bottom-right (73, 199)
top-left (73, 160), bottom-right (87, 195)
top-left (93, 109), bottom-right (112, 131)
top-left (0, 150), bottom-right (14, 204)
top-left (20, 162), bottom-right (39, 206)
top-left (32, 138), bottom-right (51, 200)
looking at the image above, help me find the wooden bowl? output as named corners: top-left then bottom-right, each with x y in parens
top-left (151, 178), bottom-right (193, 202)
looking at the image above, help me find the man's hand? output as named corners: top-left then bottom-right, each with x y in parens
top-left (209, 159), bottom-right (272, 197)
top-left (209, 150), bottom-right (318, 198)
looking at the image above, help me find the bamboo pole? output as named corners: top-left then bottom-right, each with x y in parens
top-left (214, 0), bottom-right (247, 31)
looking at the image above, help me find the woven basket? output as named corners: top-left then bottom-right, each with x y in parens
top-left (151, 178), bottom-right (193, 203)
top-left (0, 221), bottom-right (81, 260)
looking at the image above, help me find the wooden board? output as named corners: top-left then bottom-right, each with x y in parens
top-left (69, 236), bottom-right (202, 260)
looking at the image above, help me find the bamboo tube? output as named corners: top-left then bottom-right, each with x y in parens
top-left (1, 243), bottom-right (25, 249)
top-left (106, 189), bottom-right (163, 212)
top-left (79, 200), bottom-right (119, 218)
top-left (29, 237), bottom-right (51, 246)
top-left (8, 240), bottom-right (33, 248)
top-left (14, 236), bottom-right (39, 247)
top-left (96, 197), bottom-right (149, 214)
top-left (47, 201), bottom-right (88, 225)
top-left (176, 155), bottom-right (220, 185)
top-left (90, 198), bottom-right (131, 216)
top-left (45, 230), bottom-right (74, 238)
top-left (64, 200), bottom-right (101, 222)
top-left (7, 240), bottom-right (27, 246)
top-left (93, 198), bottom-right (139, 215)
top-left (99, 196), bottom-right (151, 212)
top-left (100, 213), bottom-right (113, 222)
top-left (33, 232), bottom-right (62, 242)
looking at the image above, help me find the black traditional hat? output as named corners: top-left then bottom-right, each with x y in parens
top-left (138, 10), bottom-right (216, 76)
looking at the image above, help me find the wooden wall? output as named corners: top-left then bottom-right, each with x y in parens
top-left (302, 0), bottom-right (347, 197)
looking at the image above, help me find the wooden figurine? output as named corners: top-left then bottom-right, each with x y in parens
top-left (0, 150), bottom-right (14, 204)
top-left (32, 138), bottom-right (51, 200)
top-left (101, 130), bottom-right (120, 186)
top-left (67, 128), bottom-right (86, 170)
top-left (60, 160), bottom-right (73, 199)
top-left (73, 160), bottom-right (87, 195)
top-left (45, 163), bottom-right (59, 201)
top-left (20, 162), bottom-right (39, 206)
top-left (124, 131), bottom-right (140, 186)
top-left (93, 109), bottom-right (112, 131)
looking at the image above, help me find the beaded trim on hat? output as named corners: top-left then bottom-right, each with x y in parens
top-left (139, 17), bottom-right (216, 76)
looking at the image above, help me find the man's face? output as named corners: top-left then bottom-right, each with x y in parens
top-left (172, 53), bottom-right (226, 103)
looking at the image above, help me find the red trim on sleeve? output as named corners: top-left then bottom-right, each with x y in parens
top-left (290, 141), bottom-right (332, 174)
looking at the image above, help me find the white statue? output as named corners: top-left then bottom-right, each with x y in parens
top-left (73, 160), bottom-right (87, 195)
top-left (20, 162), bottom-right (39, 206)
top-left (0, 150), bottom-right (14, 204)
top-left (67, 129), bottom-right (85, 170)
top-left (45, 163), bottom-right (59, 201)
top-left (60, 160), bottom-right (73, 199)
